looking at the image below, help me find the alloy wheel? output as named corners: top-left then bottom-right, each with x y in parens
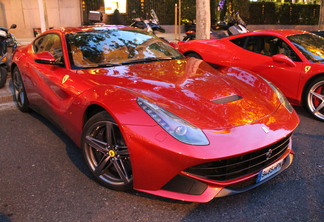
top-left (12, 67), bottom-right (29, 112)
top-left (82, 112), bottom-right (132, 190)
top-left (307, 79), bottom-right (324, 120)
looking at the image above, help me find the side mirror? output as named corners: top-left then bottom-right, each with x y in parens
top-left (9, 24), bottom-right (17, 30)
top-left (272, 54), bottom-right (296, 67)
top-left (34, 51), bottom-right (57, 65)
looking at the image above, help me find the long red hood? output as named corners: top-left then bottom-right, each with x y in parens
top-left (77, 58), bottom-right (281, 129)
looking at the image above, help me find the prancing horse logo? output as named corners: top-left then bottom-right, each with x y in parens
top-left (266, 149), bottom-right (273, 160)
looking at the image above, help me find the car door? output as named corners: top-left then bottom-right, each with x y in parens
top-left (228, 35), bottom-right (304, 102)
top-left (25, 33), bottom-right (82, 126)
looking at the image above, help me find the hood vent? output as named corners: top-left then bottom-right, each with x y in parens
top-left (212, 95), bottom-right (243, 104)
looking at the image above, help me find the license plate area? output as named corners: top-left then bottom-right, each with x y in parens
top-left (256, 159), bottom-right (283, 183)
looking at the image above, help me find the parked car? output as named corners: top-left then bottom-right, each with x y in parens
top-left (11, 26), bottom-right (299, 202)
top-left (178, 30), bottom-right (324, 121)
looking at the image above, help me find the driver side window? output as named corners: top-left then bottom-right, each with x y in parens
top-left (231, 35), bottom-right (301, 62)
top-left (33, 34), bottom-right (63, 62)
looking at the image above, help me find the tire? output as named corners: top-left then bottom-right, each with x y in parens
top-left (182, 36), bottom-right (190, 41)
top-left (12, 67), bottom-right (30, 112)
top-left (303, 76), bottom-right (324, 121)
top-left (0, 66), bottom-right (7, 89)
top-left (185, 52), bottom-right (202, 60)
top-left (156, 27), bottom-right (165, 33)
top-left (81, 111), bottom-right (133, 191)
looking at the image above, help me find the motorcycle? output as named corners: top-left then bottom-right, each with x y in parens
top-left (0, 24), bottom-right (17, 88)
top-left (182, 13), bottom-right (248, 41)
top-left (130, 9), bottom-right (165, 34)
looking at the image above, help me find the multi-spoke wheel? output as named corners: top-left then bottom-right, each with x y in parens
top-left (81, 111), bottom-right (133, 191)
top-left (304, 77), bottom-right (324, 121)
top-left (12, 66), bottom-right (30, 112)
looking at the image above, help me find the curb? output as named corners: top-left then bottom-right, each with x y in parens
top-left (0, 78), bottom-right (15, 110)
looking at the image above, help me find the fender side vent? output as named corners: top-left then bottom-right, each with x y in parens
top-left (212, 95), bottom-right (242, 104)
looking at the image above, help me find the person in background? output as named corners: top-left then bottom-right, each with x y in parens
top-left (111, 4), bottom-right (124, 25)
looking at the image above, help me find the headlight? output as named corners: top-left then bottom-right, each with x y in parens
top-left (137, 97), bottom-right (209, 145)
top-left (263, 78), bottom-right (293, 113)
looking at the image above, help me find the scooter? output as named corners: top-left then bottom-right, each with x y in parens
top-left (130, 9), bottom-right (165, 34)
top-left (182, 13), bottom-right (248, 41)
top-left (0, 24), bottom-right (17, 88)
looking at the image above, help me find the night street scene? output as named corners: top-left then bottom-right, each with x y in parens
top-left (0, 0), bottom-right (323, 221)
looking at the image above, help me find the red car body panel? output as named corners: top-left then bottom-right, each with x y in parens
top-left (12, 26), bottom-right (299, 202)
top-left (178, 29), bottom-right (324, 106)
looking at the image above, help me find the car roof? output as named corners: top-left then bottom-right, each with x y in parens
top-left (248, 29), bottom-right (309, 37)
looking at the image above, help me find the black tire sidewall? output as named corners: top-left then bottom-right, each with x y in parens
top-left (0, 66), bottom-right (7, 88)
top-left (12, 67), bottom-right (30, 112)
top-left (186, 52), bottom-right (202, 60)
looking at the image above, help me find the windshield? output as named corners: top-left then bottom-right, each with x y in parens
top-left (287, 33), bottom-right (324, 63)
top-left (65, 29), bottom-right (184, 69)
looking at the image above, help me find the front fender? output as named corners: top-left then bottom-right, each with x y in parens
top-left (65, 85), bottom-right (157, 146)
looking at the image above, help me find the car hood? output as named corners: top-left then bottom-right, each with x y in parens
top-left (77, 58), bottom-right (281, 129)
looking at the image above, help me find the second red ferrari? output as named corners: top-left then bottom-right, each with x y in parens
top-left (178, 30), bottom-right (324, 121)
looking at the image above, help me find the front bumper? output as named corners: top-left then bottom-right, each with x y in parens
top-left (137, 150), bottom-right (294, 203)
top-left (121, 104), bottom-right (299, 202)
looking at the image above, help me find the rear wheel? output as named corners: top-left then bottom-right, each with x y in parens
top-left (81, 111), bottom-right (133, 191)
top-left (303, 76), bottom-right (324, 121)
top-left (0, 66), bottom-right (7, 88)
top-left (154, 27), bottom-right (165, 33)
top-left (185, 52), bottom-right (202, 60)
top-left (12, 67), bottom-right (30, 112)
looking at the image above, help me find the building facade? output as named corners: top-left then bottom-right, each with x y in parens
top-left (0, 0), bottom-right (82, 38)
top-left (0, 0), bottom-right (323, 38)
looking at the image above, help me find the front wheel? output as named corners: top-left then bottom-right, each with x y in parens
top-left (12, 67), bottom-right (30, 112)
top-left (81, 111), bottom-right (133, 191)
top-left (0, 66), bottom-right (7, 88)
top-left (303, 77), bottom-right (324, 121)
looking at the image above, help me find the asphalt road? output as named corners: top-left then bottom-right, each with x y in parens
top-left (0, 106), bottom-right (323, 222)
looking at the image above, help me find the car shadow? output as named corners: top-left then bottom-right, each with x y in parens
top-left (27, 111), bottom-right (92, 178)
top-left (292, 105), bottom-right (311, 119)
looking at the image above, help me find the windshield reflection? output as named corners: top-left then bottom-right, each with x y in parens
top-left (65, 29), bottom-right (184, 69)
top-left (288, 33), bottom-right (324, 63)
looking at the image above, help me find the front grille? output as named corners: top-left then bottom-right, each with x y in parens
top-left (184, 134), bottom-right (291, 181)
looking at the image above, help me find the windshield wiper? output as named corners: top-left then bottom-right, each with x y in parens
top-left (96, 62), bottom-right (122, 67)
top-left (121, 57), bottom-right (174, 65)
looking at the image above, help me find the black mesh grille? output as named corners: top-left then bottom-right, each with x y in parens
top-left (184, 134), bottom-right (291, 181)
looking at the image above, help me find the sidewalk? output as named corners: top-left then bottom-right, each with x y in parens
top-left (0, 79), bottom-right (15, 110)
